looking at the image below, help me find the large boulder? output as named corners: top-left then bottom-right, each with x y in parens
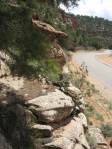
top-left (45, 137), bottom-right (75, 149)
top-left (45, 117), bottom-right (90, 149)
top-left (27, 89), bottom-right (74, 123)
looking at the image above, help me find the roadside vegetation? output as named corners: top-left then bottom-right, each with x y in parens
top-left (70, 15), bottom-right (112, 49)
top-left (101, 124), bottom-right (112, 138)
top-left (107, 101), bottom-right (112, 110)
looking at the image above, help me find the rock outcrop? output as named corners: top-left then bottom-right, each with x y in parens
top-left (0, 81), bottom-right (109, 149)
top-left (48, 42), bottom-right (66, 64)
top-left (32, 19), bottom-right (68, 38)
top-left (45, 116), bottom-right (89, 149)
top-left (28, 89), bottom-right (74, 123)
top-left (26, 86), bottom-right (90, 149)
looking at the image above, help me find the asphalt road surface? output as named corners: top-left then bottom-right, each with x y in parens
top-left (74, 50), bottom-right (112, 89)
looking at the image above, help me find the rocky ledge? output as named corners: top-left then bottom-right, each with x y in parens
top-left (0, 83), bottom-right (109, 149)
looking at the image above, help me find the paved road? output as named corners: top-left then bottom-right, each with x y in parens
top-left (74, 50), bottom-right (112, 89)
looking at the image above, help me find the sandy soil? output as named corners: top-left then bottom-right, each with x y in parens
top-left (97, 54), bottom-right (112, 65)
top-left (0, 76), bottom-right (55, 101)
top-left (87, 76), bottom-right (112, 100)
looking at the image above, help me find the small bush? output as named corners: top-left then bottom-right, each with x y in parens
top-left (84, 104), bottom-right (96, 118)
top-left (101, 124), bottom-right (112, 138)
top-left (95, 113), bottom-right (104, 121)
top-left (86, 134), bottom-right (97, 149)
top-left (108, 101), bottom-right (112, 110)
top-left (57, 73), bottom-right (71, 89)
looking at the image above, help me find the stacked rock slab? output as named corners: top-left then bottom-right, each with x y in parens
top-left (28, 89), bottom-right (75, 123)
top-left (27, 88), bottom-right (90, 149)
top-left (65, 84), bottom-right (86, 112)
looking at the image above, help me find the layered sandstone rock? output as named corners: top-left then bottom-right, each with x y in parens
top-left (27, 89), bottom-right (74, 123)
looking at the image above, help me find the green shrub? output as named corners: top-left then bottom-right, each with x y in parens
top-left (0, 3), bottom-right (62, 81)
top-left (84, 104), bottom-right (96, 118)
top-left (86, 134), bottom-right (97, 149)
top-left (57, 73), bottom-right (71, 88)
top-left (95, 113), bottom-right (104, 121)
top-left (107, 101), bottom-right (112, 110)
top-left (101, 124), bottom-right (112, 137)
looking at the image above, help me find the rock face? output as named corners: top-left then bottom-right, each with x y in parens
top-left (0, 85), bottom-right (92, 149)
top-left (78, 112), bottom-right (88, 129)
top-left (27, 89), bottom-right (74, 123)
top-left (45, 117), bottom-right (90, 149)
top-left (49, 42), bottom-right (65, 59)
top-left (0, 133), bottom-right (13, 149)
top-left (65, 84), bottom-right (86, 111)
top-left (66, 85), bottom-right (82, 100)
top-left (26, 86), bottom-right (90, 149)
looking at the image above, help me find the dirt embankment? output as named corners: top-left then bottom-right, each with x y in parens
top-left (68, 52), bottom-right (112, 127)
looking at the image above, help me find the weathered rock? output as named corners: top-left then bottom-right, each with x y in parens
top-left (34, 137), bottom-right (53, 145)
top-left (65, 85), bottom-right (85, 111)
top-left (32, 19), bottom-right (68, 38)
top-left (49, 43), bottom-right (65, 60)
top-left (78, 113), bottom-right (88, 129)
top-left (45, 137), bottom-right (75, 149)
top-left (33, 137), bottom-right (53, 149)
top-left (30, 124), bottom-right (53, 138)
top-left (65, 85), bottom-right (82, 100)
top-left (50, 117), bottom-right (90, 149)
top-left (78, 98), bottom-right (85, 111)
top-left (88, 126), bottom-right (108, 147)
top-left (27, 89), bottom-right (74, 123)
top-left (24, 109), bottom-right (36, 125)
top-left (0, 132), bottom-right (13, 149)
top-left (74, 144), bottom-right (84, 149)
top-left (60, 117), bottom-right (89, 149)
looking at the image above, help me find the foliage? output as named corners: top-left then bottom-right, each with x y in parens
top-left (95, 113), bottom-right (104, 121)
top-left (0, 103), bottom-right (34, 149)
top-left (101, 124), bottom-right (112, 138)
top-left (71, 15), bottom-right (112, 49)
top-left (0, 0), bottom-right (62, 81)
top-left (71, 63), bottom-right (98, 96)
top-left (84, 104), bottom-right (104, 123)
top-left (57, 73), bottom-right (71, 88)
top-left (107, 101), bottom-right (112, 110)
top-left (86, 134), bottom-right (97, 149)
top-left (84, 104), bottom-right (96, 118)
top-left (57, 0), bottom-right (79, 7)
